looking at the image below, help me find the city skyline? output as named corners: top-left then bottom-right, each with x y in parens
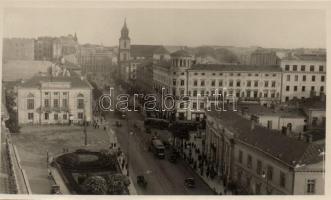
top-left (3, 7), bottom-right (326, 49)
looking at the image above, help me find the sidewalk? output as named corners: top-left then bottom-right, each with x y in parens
top-left (117, 152), bottom-right (137, 195)
top-left (181, 132), bottom-right (232, 195)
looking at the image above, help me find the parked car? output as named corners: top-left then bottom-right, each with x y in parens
top-left (137, 175), bottom-right (147, 188)
top-left (184, 178), bottom-right (195, 188)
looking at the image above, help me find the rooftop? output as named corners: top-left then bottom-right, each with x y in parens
top-left (207, 110), bottom-right (324, 167)
top-left (18, 70), bottom-right (91, 89)
top-left (131, 45), bottom-right (168, 58)
top-left (171, 49), bottom-right (192, 57)
top-left (190, 64), bottom-right (282, 72)
top-left (283, 53), bottom-right (326, 62)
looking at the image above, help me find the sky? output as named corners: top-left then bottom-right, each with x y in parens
top-left (2, 7), bottom-right (326, 48)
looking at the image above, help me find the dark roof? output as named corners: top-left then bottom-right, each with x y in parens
top-left (171, 49), bottom-right (192, 57)
top-left (283, 54), bottom-right (326, 61)
top-left (131, 45), bottom-right (168, 58)
top-left (190, 64), bottom-right (282, 72)
top-left (207, 110), bottom-right (323, 166)
top-left (18, 72), bottom-right (91, 89)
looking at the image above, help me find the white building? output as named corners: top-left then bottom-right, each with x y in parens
top-left (17, 66), bottom-right (93, 125)
top-left (280, 54), bottom-right (326, 102)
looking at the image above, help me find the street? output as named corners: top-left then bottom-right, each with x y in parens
top-left (106, 110), bottom-right (214, 195)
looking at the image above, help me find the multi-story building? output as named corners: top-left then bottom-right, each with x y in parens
top-left (153, 49), bottom-right (282, 120)
top-left (34, 37), bottom-right (55, 61)
top-left (280, 53), bottom-right (326, 102)
top-left (250, 49), bottom-right (280, 66)
top-left (53, 34), bottom-right (79, 60)
top-left (205, 110), bottom-right (324, 195)
top-left (2, 38), bottom-right (35, 61)
top-left (17, 65), bottom-right (93, 125)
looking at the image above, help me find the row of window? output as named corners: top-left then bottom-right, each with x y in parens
top-left (44, 92), bottom-right (68, 96)
top-left (27, 98), bottom-right (84, 110)
top-left (284, 64), bottom-right (324, 72)
top-left (191, 72), bottom-right (278, 77)
top-left (286, 74), bottom-right (325, 82)
top-left (174, 79), bottom-right (277, 88)
top-left (27, 112), bottom-right (84, 120)
top-left (238, 150), bottom-right (286, 188)
top-left (285, 85), bottom-right (324, 93)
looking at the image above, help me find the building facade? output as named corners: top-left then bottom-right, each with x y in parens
top-left (2, 38), bottom-right (35, 61)
top-left (250, 49), bottom-right (280, 66)
top-left (280, 54), bottom-right (326, 102)
top-left (17, 66), bottom-right (93, 125)
top-left (153, 50), bottom-right (283, 120)
top-left (205, 110), bottom-right (325, 195)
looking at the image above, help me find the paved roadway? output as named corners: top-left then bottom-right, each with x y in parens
top-left (106, 110), bottom-right (214, 195)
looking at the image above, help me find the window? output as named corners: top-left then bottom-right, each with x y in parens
top-left (286, 86), bottom-right (290, 91)
top-left (219, 80), bottom-right (223, 87)
top-left (78, 112), bottom-right (84, 119)
top-left (307, 179), bottom-right (316, 194)
top-left (285, 96), bottom-right (289, 101)
top-left (247, 154), bottom-right (252, 168)
top-left (230, 73), bottom-right (234, 76)
top-left (267, 166), bottom-right (273, 181)
top-left (63, 92), bottom-right (67, 96)
top-left (211, 80), bottom-right (216, 86)
top-left (53, 99), bottom-right (59, 108)
top-left (236, 80), bottom-right (241, 87)
top-left (180, 89), bottom-right (185, 96)
top-left (212, 73), bottom-right (216, 76)
top-left (293, 65), bottom-right (297, 71)
top-left (200, 102), bottom-right (204, 109)
top-left (44, 99), bottom-right (50, 107)
top-left (310, 65), bottom-right (314, 72)
top-left (229, 80), bottom-right (233, 87)
top-left (45, 92), bottom-right (49, 96)
top-left (319, 65), bottom-right (324, 72)
top-left (238, 150), bottom-right (243, 163)
top-left (272, 74), bottom-right (276, 77)
top-left (200, 90), bottom-right (205, 96)
top-left (63, 114), bottom-right (67, 120)
top-left (28, 113), bottom-right (34, 120)
top-left (247, 81), bottom-right (251, 87)
top-left (321, 75), bottom-right (325, 82)
top-left (219, 73), bottom-right (223, 76)
top-left (280, 172), bottom-right (286, 188)
top-left (286, 75), bottom-right (290, 81)
top-left (45, 113), bottom-right (49, 120)
top-left (27, 99), bottom-right (34, 110)
top-left (193, 90), bottom-right (197, 97)
top-left (248, 73), bottom-right (252, 77)
top-left (256, 160), bottom-right (262, 175)
top-left (264, 81), bottom-right (268, 87)
top-left (311, 86), bottom-right (315, 91)
top-left (193, 80), bottom-right (198, 86)
top-left (180, 80), bottom-right (185, 86)
top-left (303, 75), bottom-right (306, 82)
top-left (62, 99), bottom-right (67, 108)
top-left (54, 92), bottom-right (59, 95)
top-left (312, 75), bottom-right (316, 82)
top-left (295, 75), bottom-right (298, 81)
top-left (181, 72), bottom-right (184, 75)
top-left (294, 86), bottom-right (298, 91)
top-left (271, 81), bottom-right (276, 87)
top-left (54, 113), bottom-right (58, 120)
top-left (302, 86), bottom-right (306, 92)
top-left (201, 73), bottom-right (205, 76)
top-left (285, 65), bottom-right (290, 71)
top-left (255, 73), bottom-right (259, 77)
top-left (77, 99), bottom-right (84, 109)
top-left (301, 65), bottom-right (306, 71)
top-left (267, 120), bottom-right (272, 129)
top-left (265, 74), bottom-right (269, 77)
top-left (320, 86), bottom-right (324, 92)
top-left (237, 73), bottom-right (241, 76)
top-left (201, 80), bottom-right (205, 86)
top-left (173, 79), bottom-right (176, 86)
top-left (254, 81), bottom-right (258, 87)
top-left (192, 102), bottom-right (197, 109)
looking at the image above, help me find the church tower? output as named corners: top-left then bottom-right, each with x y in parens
top-left (118, 18), bottom-right (131, 63)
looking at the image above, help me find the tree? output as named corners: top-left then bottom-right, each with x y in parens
top-left (82, 176), bottom-right (108, 194)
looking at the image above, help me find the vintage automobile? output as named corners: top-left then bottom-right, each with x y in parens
top-left (137, 175), bottom-right (147, 188)
top-left (184, 177), bottom-right (196, 188)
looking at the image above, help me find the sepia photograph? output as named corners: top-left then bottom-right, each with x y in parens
top-left (0, 0), bottom-right (327, 196)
